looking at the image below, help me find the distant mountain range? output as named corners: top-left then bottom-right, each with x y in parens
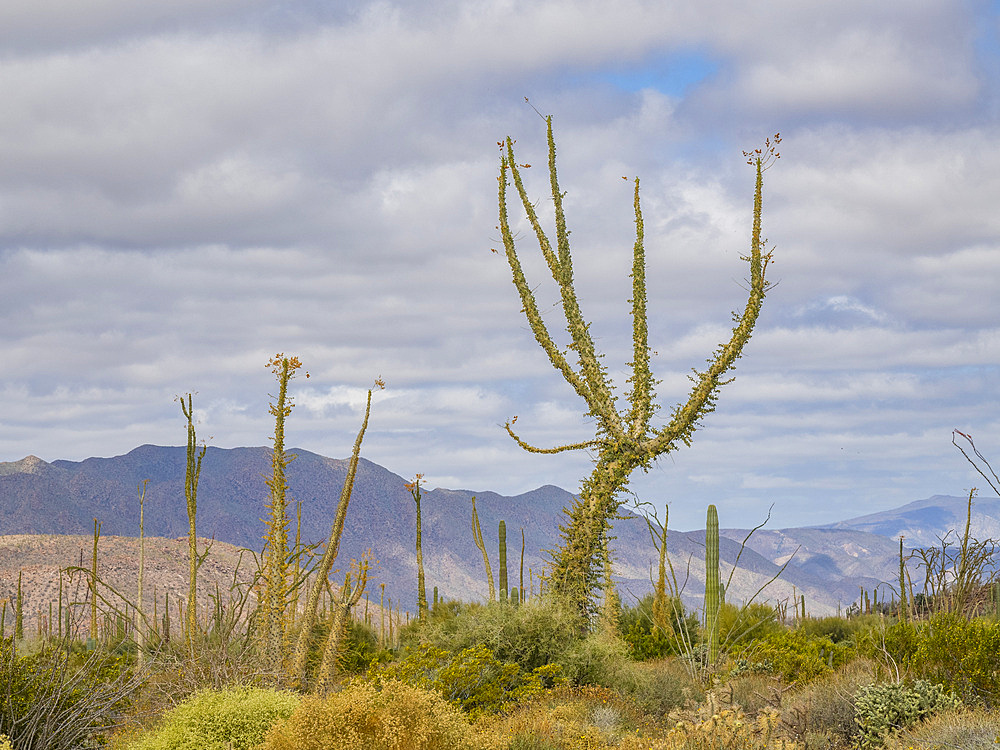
top-left (1, 445), bottom-right (997, 620)
top-left (815, 494), bottom-right (1000, 546)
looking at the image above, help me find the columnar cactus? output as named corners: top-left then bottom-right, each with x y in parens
top-left (406, 474), bottom-right (428, 623)
top-left (499, 520), bottom-right (508, 604)
top-left (704, 504), bottom-right (720, 664)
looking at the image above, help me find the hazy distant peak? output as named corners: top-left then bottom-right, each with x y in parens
top-left (0, 455), bottom-right (50, 476)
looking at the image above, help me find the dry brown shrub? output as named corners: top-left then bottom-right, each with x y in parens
top-left (883, 706), bottom-right (1000, 750)
top-left (263, 677), bottom-right (485, 750)
top-left (485, 685), bottom-right (653, 749)
top-left (779, 658), bottom-right (889, 749)
top-left (716, 673), bottom-right (785, 718)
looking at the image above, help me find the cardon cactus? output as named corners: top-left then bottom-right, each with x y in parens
top-left (704, 504), bottom-right (720, 664)
top-left (499, 521), bottom-right (508, 604)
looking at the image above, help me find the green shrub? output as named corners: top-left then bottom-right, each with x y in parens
top-left (626, 658), bottom-right (704, 716)
top-left (0, 734), bottom-right (11, 750)
top-left (619, 616), bottom-right (676, 661)
top-left (855, 613), bottom-right (1000, 705)
top-left (294, 617), bottom-right (389, 677)
top-left (618, 594), bottom-right (698, 661)
top-left (800, 615), bottom-right (862, 644)
top-left (555, 631), bottom-right (703, 715)
top-left (130, 686), bottom-right (300, 750)
top-left (415, 597), bottom-right (585, 673)
top-left (734, 627), bottom-right (851, 684)
top-left (559, 629), bottom-right (634, 687)
top-left (853, 679), bottom-right (960, 749)
top-left (372, 643), bottom-right (562, 717)
top-left (717, 602), bottom-right (782, 650)
top-left (338, 619), bottom-right (391, 673)
top-left (911, 613), bottom-right (1000, 704)
top-left (853, 619), bottom-right (919, 669)
top-left (263, 677), bottom-right (484, 750)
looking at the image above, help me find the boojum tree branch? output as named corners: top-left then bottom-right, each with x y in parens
top-left (496, 117), bottom-right (776, 613)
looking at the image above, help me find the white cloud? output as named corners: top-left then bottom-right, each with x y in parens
top-left (0, 0), bottom-right (998, 533)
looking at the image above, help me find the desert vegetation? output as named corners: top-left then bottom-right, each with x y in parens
top-left (2, 121), bottom-right (998, 750)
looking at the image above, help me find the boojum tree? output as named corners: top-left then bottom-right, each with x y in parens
top-left (497, 117), bottom-right (777, 614)
top-left (288, 378), bottom-right (382, 689)
top-left (259, 354), bottom-right (307, 673)
top-left (406, 473), bottom-right (429, 624)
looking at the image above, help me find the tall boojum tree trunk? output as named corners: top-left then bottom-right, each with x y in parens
top-left (180, 393), bottom-right (206, 654)
top-left (260, 354), bottom-right (306, 674)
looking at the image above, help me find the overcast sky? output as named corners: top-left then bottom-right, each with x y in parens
top-left (1, 0), bottom-right (999, 531)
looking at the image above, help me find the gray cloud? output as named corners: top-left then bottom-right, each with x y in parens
top-left (1, 0), bottom-right (998, 531)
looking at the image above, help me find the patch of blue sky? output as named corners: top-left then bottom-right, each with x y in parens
top-left (576, 49), bottom-right (719, 97)
top-left (975, 2), bottom-right (1000, 76)
top-left (975, 0), bottom-right (1000, 97)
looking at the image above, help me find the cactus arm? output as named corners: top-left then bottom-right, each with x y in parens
top-left (501, 128), bottom-right (623, 438)
top-left (626, 177), bottom-right (654, 439)
top-left (647, 156), bottom-right (770, 458)
top-left (503, 420), bottom-right (599, 454)
top-left (499, 151), bottom-right (591, 405)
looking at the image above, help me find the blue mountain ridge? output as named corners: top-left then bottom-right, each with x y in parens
top-left (2, 446), bottom-right (995, 617)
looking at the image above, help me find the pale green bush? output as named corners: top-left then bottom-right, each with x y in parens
top-left (853, 679), bottom-right (960, 748)
top-left (416, 597), bottom-right (584, 672)
top-left (0, 734), bottom-right (12, 750)
top-left (130, 686), bottom-right (300, 750)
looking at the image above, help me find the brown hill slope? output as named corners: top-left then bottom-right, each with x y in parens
top-left (0, 533), bottom-right (255, 637)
